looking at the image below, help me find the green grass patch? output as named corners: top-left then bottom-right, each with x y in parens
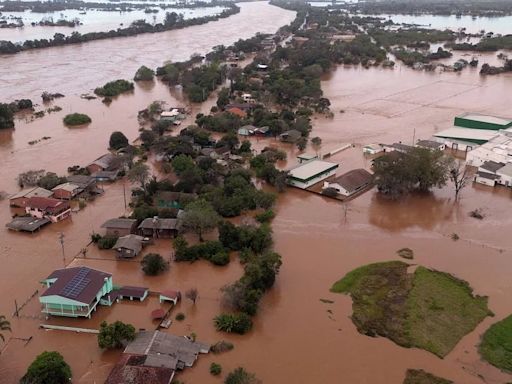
top-left (479, 315), bottom-right (512, 372)
top-left (63, 113), bottom-right (91, 126)
top-left (332, 261), bottom-right (492, 358)
top-left (403, 369), bottom-right (453, 384)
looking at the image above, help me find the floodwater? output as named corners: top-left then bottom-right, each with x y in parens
top-left (1, 4), bottom-right (512, 384)
top-left (0, 6), bottom-right (228, 42)
top-left (0, 1), bottom-right (296, 102)
top-left (381, 13), bottom-right (512, 35)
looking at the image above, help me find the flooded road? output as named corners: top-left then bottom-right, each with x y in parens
top-left (1, 5), bottom-right (512, 384)
top-left (0, 1), bottom-right (296, 102)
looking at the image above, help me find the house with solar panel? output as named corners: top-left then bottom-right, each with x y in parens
top-left (39, 267), bottom-right (114, 318)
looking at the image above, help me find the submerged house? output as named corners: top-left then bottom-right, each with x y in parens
top-left (287, 160), bottom-right (339, 189)
top-left (474, 161), bottom-right (505, 187)
top-left (39, 267), bottom-right (113, 318)
top-left (52, 182), bottom-right (82, 200)
top-left (9, 187), bottom-right (53, 208)
top-left (113, 235), bottom-right (144, 258)
top-left (279, 129), bottom-right (302, 143)
top-left (138, 217), bottom-right (178, 238)
top-left (25, 197), bottom-right (71, 222)
top-left (101, 218), bottom-right (138, 237)
top-left (105, 331), bottom-right (210, 384)
top-left (322, 169), bottom-right (373, 197)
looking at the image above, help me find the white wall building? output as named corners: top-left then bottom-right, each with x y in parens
top-left (466, 129), bottom-right (512, 167)
top-left (287, 160), bottom-right (339, 189)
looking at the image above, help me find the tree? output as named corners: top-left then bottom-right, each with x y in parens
top-left (185, 288), bottom-right (198, 304)
top-left (0, 315), bottom-right (10, 342)
top-left (98, 321), bottom-right (136, 349)
top-left (296, 136), bottom-right (308, 151)
top-left (128, 162), bottom-right (150, 193)
top-left (409, 148), bottom-right (451, 192)
top-left (17, 169), bottom-right (45, 188)
top-left (20, 351), bottom-right (71, 384)
top-left (134, 65), bottom-right (155, 81)
top-left (217, 87), bottom-right (230, 109)
top-left (0, 103), bottom-right (14, 129)
top-left (141, 253), bottom-right (168, 275)
top-left (214, 313), bottom-right (253, 334)
top-left (449, 160), bottom-right (471, 201)
top-left (63, 113), bottom-right (91, 126)
top-left (37, 172), bottom-right (67, 190)
top-left (109, 131), bottom-right (129, 150)
top-left (180, 199), bottom-right (220, 241)
top-left (224, 367), bottom-right (260, 384)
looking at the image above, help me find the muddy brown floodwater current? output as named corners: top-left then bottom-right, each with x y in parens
top-left (1, 3), bottom-right (512, 383)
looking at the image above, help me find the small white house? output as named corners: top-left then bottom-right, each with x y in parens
top-left (474, 172), bottom-right (499, 187)
top-left (362, 143), bottom-right (384, 155)
top-left (474, 160), bottom-right (505, 186)
top-left (287, 160), bottom-right (339, 189)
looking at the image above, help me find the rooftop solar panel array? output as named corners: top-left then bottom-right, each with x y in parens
top-left (60, 268), bottom-right (91, 299)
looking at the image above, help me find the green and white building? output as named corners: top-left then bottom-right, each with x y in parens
top-left (39, 267), bottom-right (114, 318)
top-left (454, 113), bottom-right (512, 131)
top-left (287, 159), bottom-right (339, 189)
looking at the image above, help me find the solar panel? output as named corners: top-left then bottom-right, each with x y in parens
top-left (60, 268), bottom-right (91, 299)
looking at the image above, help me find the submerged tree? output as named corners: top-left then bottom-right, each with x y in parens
top-left (109, 131), bottom-right (129, 150)
top-left (185, 288), bottom-right (199, 304)
top-left (141, 253), bottom-right (168, 276)
top-left (0, 315), bottom-right (11, 342)
top-left (128, 162), bottom-right (150, 193)
top-left (98, 321), bottom-right (136, 349)
top-left (180, 199), bottom-right (220, 241)
top-left (20, 351), bottom-right (71, 384)
top-left (449, 160), bottom-right (471, 201)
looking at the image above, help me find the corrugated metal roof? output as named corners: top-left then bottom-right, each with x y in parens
top-left (288, 160), bottom-right (338, 181)
top-left (434, 128), bottom-right (498, 142)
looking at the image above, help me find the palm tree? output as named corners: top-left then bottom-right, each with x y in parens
top-left (0, 315), bottom-right (11, 342)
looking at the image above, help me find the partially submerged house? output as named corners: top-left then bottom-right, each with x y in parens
top-left (87, 153), bottom-right (120, 174)
top-left (362, 143), bottom-right (384, 155)
top-left (105, 331), bottom-right (210, 384)
top-left (287, 160), bottom-right (339, 189)
top-left (415, 140), bottom-right (446, 151)
top-left (279, 129), bottom-right (302, 143)
top-left (297, 153), bottom-right (318, 164)
top-left (474, 161), bottom-right (505, 187)
top-left (9, 187), bottom-right (53, 208)
top-left (113, 235), bottom-right (144, 258)
top-left (138, 217), bottom-right (178, 238)
top-left (101, 218), bottom-right (138, 237)
top-left (52, 182), bottom-right (82, 200)
top-left (6, 216), bottom-right (51, 233)
top-left (496, 163), bottom-right (512, 187)
top-left (238, 125), bottom-right (256, 136)
top-left (322, 169), bottom-right (373, 197)
top-left (25, 197), bottom-right (71, 222)
top-left (67, 175), bottom-right (98, 193)
top-left (159, 290), bottom-right (181, 305)
top-left (433, 127), bottom-right (499, 152)
top-left (39, 267), bottom-right (113, 318)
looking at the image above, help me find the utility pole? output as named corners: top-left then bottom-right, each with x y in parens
top-left (58, 232), bottom-right (65, 267)
top-left (412, 127), bottom-right (416, 146)
top-left (123, 179), bottom-right (127, 210)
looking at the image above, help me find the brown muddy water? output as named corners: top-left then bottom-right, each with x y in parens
top-left (1, 5), bottom-right (512, 383)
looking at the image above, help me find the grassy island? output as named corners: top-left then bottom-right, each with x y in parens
top-left (403, 369), bottom-right (453, 384)
top-left (332, 261), bottom-right (492, 357)
top-left (94, 79), bottom-right (134, 97)
top-left (63, 113), bottom-right (91, 126)
top-left (479, 315), bottom-right (512, 372)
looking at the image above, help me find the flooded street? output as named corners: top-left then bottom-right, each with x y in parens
top-left (1, 3), bottom-right (512, 383)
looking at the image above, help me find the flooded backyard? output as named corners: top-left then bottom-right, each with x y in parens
top-left (1, 2), bottom-right (512, 383)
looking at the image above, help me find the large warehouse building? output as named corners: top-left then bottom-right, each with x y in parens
top-left (454, 113), bottom-right (512, 131)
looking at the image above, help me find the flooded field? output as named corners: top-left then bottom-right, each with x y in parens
top-left (0, 6), bottom-right (228, 42)
top-left (1, 3), bottom-right (512, 384)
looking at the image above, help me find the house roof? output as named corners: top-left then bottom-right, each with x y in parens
top-left (26, 197), bottom-right (70, 212)
top-left (41, 267), bottom-right (111, 305)
top-left (280, 129), bottom-right (302, 142)
top-left (9, 187), bottom-right (53, 200)
top-left (89, 153), bottom-right (118, 170)
top-left (138, 218), bottom-right (177, 230)
top-left (434, 127), bottom-right (498, 142)
top-left (496, 163), bottom-right (512, 177)
top-left (118, 286), bottom-right (148, 299)
top-left (124, 331), bottom-right (210, 367)
top-left (389, 143), bottom-right (414, 152)
top-left (114, 235), bottom-right (144, 254)
top-left (477, 171), bottom-right (500, 180)
top-left (480, 160), bottom-right (505, 173)
top-left (6, 217), bottom-right (51, 232)
top-left (288, 160), bottom-right (339, 181)
top-left (151, 308), bottom-right (166, 320)
top-left (67, 175), bottom-right (95, 188)
top-left (105, 354), bottom-right (175, 384)
top-left (226, 107), bottom-right (247, 118)
top-left (457, 113), bottom-right (512, 126)
top-left (329, 169), bottom-right (373, 193)
top-left (225, 103), bottom-right (257, 111)
top-left (416, 140), bottom-right (444, 149)
top-left (101, 218), bottom-right (137, 229)
top-left (52, 182), bottom-right (81, 193)
top-left (161, 290), bottom-right (180, 300)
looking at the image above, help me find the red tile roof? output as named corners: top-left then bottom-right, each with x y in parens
top-left (226, 107), bottom-right (247, 118)
top-left (26, 197), bottom-right (70, 213)
top-left (151, 308), bottom-right (165, 320)
top-left (105, 354), bottom-right (174, 384)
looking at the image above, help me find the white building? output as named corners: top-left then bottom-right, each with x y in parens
top-left (496, 163), bottom-right (512, 187)
top-left (287, 160), bottom-right (339, 189)
top-left (433, 127), bottom-right (499, 152)
top-left (362, 143), bottom-right (384, 155)
top-left (466, 129), bottom-right (512, 167)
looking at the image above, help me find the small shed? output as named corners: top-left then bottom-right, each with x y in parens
top-left (151, 308), bottom-right (166, 320)
top-left (117, 286), bottom-right (149, 302)
top-left (113, 235), bottom-right (144, 258)
top-left (101, 218), bottom-right (137, 237)
top-left (159, 290), bottom-right (181, 305)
